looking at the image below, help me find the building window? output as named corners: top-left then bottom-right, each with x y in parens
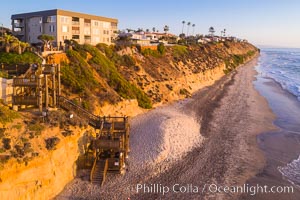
top-left (47, 16), bottom-right (56, 23)
top-left (92, 28), bottom-right (99, 35)
top-left (84, 27), bottom-right (90, 35)
top-left (94, 21), bottom-right (99, 26)
top-left (49, 25), bottom-right (55, 32)
top-left (62, 25), bottom-right (68, 33)
top-left (72, 35), bottom-right (79, 40)
top-left (103, 22), bottom-right (110, 28)
top-left (61, 16), bottom-right (68, 23)
top-left (13, 27), bottom-right (22, 32)
top-left (39, 17), bottom-right (43, 23)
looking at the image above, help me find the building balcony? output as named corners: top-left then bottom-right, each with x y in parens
top-left (72, 21), bottom-right (80, 26)
top-left (72, 30), bottom-right (80, 35)
top-left (13, 31), bottom-right (25, 36)
top-left (84, 39), bottom-right (91, 44)
top-left (13, 22), bottom-right (24, 27)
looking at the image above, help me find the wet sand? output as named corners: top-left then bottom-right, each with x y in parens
top-left (240, 77), bottom-right (300, 200)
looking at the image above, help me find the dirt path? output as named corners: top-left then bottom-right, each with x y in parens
top-left (56, 57), bottom-right (276, 200)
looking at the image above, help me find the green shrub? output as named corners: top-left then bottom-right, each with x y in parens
top-left (83, 45), bottom-right (152, 108)
top-left (246, 50), bottom-right (255, 57)
top-left (142, 48), bottom-right (160, 57)
top-left (28, 123), bottom-right (45, 135)
top-left (179, 88), bottom-right (190, 96)
top-left (121, 55), bottom-right (135, 67)
top-left (12, 124), bottom-right (22, 130)
top-left (157, 43), bottom-right (166, 55)
top-left (232, 55), bottom-right (244, 66)
top-left (172, 45), bottom-right (188, 58)
top-left (0, 70), bottom-right (9, 78)
top-left (0, 52), bottom-right (42, 64)
top-left (96, 43), bottom-right (114, 58)
top-left (62, 50), bottom-right (99, 93)
top-left (0, 105), bottom-right (20, 125)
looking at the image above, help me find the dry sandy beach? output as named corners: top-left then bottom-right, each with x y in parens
top-left (55, 57), bottom-right (287, 200)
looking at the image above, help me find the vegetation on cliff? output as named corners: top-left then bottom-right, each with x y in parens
top-left (61, 43), bottom-right (152, 109)
top-left (58, 41), bottom-right (257, 110)
top-left (0, 52), bottom-right (42, 65)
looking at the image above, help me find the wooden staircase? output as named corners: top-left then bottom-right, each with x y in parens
top-left (90, 158), bottom-right (108, 186)
top-left (58, 96), bottom-right (101, 129)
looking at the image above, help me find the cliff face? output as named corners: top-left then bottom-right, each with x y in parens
top-left (0, 127), bottom-right (88, 200)
top-left (0, 41), bottom-right (258, 200)
top-left (94, 41), bottom-right (258, 114)
top-left (57, 41), bottom-right (258, 115)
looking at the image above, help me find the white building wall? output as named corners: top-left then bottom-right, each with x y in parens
top-left (57, 15), bottom-right (72, 46)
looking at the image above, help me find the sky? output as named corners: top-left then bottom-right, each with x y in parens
top-left (1, 0), bottom-right (300, 48)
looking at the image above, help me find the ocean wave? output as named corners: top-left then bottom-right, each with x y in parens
top-left (259, 49), bottom-right (300, 101)
top-left (278, 155), bottom-right (300, 187)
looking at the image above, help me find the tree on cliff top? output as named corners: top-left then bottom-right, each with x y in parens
top-left (209, 27), bottom-right (215, 37)
top-left (0, 33), bottom-right (18, 53)
top-left (38, 34), bottom-right (55, 51)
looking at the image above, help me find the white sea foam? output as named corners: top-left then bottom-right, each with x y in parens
top-left (260, 49), bottom-right (300, 186)
top-left (259, 49), bottom-right (300, 101)
top-left (278, 155), bottom-right (300, 186)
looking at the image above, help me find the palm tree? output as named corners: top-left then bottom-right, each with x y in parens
top-left (152, 27), bottom-right (156, 33)
top-left (187, 22), bottom-right (191, 36)
top-left (209, 27), bottom-right (215, 37)
top-left (163, 25), bottom-right (170, 43)
top-left (163, 25), bottom-right (169, 34)
top-left (192, 24), bottom-right (196, 36)
top-left (146, 29), bottom-right (150, 33)
top-left (181, 21), bottom-right (186, 34)
top-left (0, 33), bottom-right (18, 53)
top-left (38, 34), bottom-right (55, 51)
top-left (16, 41), bottom-right (30, 54)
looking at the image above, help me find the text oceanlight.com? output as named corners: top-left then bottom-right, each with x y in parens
top-left (135, 183), bottom-right (294, 196)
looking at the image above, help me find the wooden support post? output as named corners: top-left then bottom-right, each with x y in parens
top-left (38, 75), bottom-right (43, 112)
top-left (57, 64), bottom-right (61, 97)
top-left (52, 66), bottom-right (56, 107)
top-left (12, 82), bottom-right (16, 105)
top-left (45, 75), bottom-right (49, 109)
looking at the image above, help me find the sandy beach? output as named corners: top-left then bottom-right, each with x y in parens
top-left (55, 57), bottom-right (285, 200)
top-left (240, 75), bottom-right (300, 200)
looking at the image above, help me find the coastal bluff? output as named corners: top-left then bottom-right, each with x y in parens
top-left (0, 41), bottom-right (258, 200)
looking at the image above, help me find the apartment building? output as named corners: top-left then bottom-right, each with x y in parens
top-left (11, 9), bottom-right (118, 47)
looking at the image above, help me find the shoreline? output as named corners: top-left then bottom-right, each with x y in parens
top-left (240, 71), bottom-right (300, 199)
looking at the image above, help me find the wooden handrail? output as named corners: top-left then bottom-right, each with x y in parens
top-left (90, 156), bottom-right (98, 182)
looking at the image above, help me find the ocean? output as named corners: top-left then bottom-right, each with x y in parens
top-left (258, 48), bottom-right (300, 101)
top-left (256, 48), bottom-right (300, 187)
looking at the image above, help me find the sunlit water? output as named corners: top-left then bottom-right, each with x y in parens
top-left (256, 48), bottom-right (300, 187)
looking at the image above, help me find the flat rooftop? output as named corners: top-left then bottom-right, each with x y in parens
top-left (11, 9), bottom-right (118, 23)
